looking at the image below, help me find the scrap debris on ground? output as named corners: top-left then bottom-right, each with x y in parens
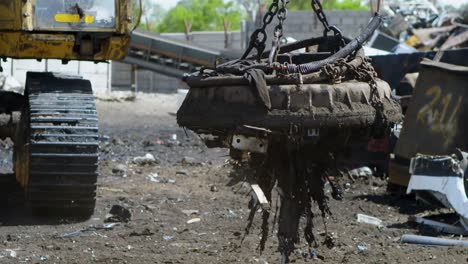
top-left (0, 95), bottom-right (466, 263)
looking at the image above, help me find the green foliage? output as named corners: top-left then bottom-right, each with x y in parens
top-left (158, 0), bottom-right (243, 33)
top-left (288, 0), bottom-right (369, 11)
top-left (132, 0), bottom-right (166, 31)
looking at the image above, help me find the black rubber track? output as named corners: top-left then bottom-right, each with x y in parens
top-left (25, 72), bottom-right (99, 218)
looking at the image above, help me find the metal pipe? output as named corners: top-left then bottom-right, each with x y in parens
top-left (401, 234), bottom-right (468, 247)
top-left (186, 47), bottom-right (365, 87)
top-left (288, 14), bottom-right (382, 74)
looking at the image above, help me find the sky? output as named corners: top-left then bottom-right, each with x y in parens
top-left (153, 0), bottom-right (178, 10)
top-left (153, 0), bottom-right (468, 10)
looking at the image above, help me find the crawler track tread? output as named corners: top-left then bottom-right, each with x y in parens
top-left (25, 72), bottom-right (99, 218)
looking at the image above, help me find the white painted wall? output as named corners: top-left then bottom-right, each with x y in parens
top-left (2, 59), bottom-right (111, 95)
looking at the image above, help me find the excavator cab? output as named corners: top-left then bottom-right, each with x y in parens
top-left (0, 0), bottom-right (136, 218)
top-left (35, 0), bottom-right (117, 31)
top-left (0, 0), bottom-right (133, 61)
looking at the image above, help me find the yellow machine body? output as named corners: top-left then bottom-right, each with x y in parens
top-left (0, 0), bottom-right (133, 61)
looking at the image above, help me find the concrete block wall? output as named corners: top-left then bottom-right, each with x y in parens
top-left (245, 10), bottom-right (372, 48)
top-left (161, 31), bottom-right (244, 51)
top-left (156, 10), bottom-right (372, 51)
top-left (2, 59), bottom-right (110, 94)
top-left (111, 61), bottom-right (186, 94)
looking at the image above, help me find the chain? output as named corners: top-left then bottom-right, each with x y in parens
top-left (311, 0), bottom-right (330, 32)
top-left (310, 0), bottom-right (346, 48)
top-left (322, 58), bottom-right (346, 83)
top-left (320, 57), bottom-right (387, 131)
top-left (242, 0), bottom-right (281, 61)
top-left (268, 0), bottom-right (288, 64)
top-left (349, 59), bottom-right (387, 130)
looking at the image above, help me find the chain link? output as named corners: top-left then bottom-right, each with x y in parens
top-left (311, 0), bottom-right (330, 32)
top-left (242, 0), bottom-right (281, 61)
top-left (320, 56), bottom-right (387, 131)
top-left (310, 0), bottom-right (346, 48)
top-left (348, 59), bottom-right (387, 130)
top-left (269, 0), bottom-right (288, 64)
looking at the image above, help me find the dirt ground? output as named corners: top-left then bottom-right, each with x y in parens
top-left (0, 94), bottom-right (467, 264)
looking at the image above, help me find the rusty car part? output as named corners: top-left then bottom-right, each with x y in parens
top-left (407, 151), bottom-right (468, 230)
top-left (178, 4), bottom-right (402, 262)
top-left (390, 59), bottom-right (468, 188)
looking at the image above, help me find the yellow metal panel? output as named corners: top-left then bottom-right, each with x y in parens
top-left (54, 14), bottom-right (95, 24)
top-left (0, 0), bottom-right (131, 61)
top-left (0, 32), bottom-right (130, 61)
top-left (118, 0), bottom-right (133, 34)
top-left (0, 0), bottom-right (21, 30)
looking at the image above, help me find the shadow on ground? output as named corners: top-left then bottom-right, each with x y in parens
top-left (0, 173), bottom-right (88, 226)
top-left (353, 193), bottom-right (437, 215)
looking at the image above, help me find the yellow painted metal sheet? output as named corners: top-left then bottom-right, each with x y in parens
top-left (54, 14), bottom-right (95, 24)
top-left (0, 0), bottom-right (132, 61)
top-left (0, 32), bottom-right (130, 61)
top-left (0, 0), bottom-right (20, 30)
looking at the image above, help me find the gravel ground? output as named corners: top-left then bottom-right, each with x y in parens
top-left (0, 94), bottom-right (467, 264)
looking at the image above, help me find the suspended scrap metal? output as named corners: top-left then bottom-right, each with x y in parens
top-left (177, 0), bottom-right (402, 262)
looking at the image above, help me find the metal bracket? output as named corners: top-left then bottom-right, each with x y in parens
top-left (231, 135), bottom-right (268, 154)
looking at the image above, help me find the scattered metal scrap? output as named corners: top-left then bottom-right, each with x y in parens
top-left (370, 1), bottom-right (468, 53)
top-left (407, 151), bottom-right (468, 230)
top-left (408, 216), bottom-right (468, 236)
top-left (401, 234), bottom-right (468, 247)
top-left (57, 223), bottom-right (118, 239)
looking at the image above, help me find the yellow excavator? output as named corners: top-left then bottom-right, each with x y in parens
top-left (0, 0), bottom-right (137, 217)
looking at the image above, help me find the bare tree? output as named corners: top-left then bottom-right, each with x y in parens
top-left (237, 0), bottom-right (260, 23)
top-left (133, 0), bottom-right (166, 31)
top-left (255, 0), bottom-right (268, 28)
top-left (183, 18), bottom-right (193, 41)
top-left (223, 18), bottom-right (231, 49)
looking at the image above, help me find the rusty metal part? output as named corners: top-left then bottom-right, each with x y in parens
top-left (180, 57), bottom-right (401, 261)
top-left (178, 79), bottom-right (401, 131)
top-left (232, 135), bottom-right (268, 154)
top-left (396, 59), bottom-right (468, 158)
top-left (15, 72), bottom-right (99, 218)
top-left (188, 48), bottom-right (368, 87)
top-left (390, 59), bottom-right (468, 188)
top-left (178, 4), bottom-right (401, 262)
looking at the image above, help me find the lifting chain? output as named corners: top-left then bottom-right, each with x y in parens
top-left (348, 59), bottom-right (387, 131)
top-left (320, 56), bottom-right (387, 133)
top-left (268, 0), bottom-right (288, 65)
top-left (241, 0), bottom-right (281, 61)
top-left (310, 0), bottom-right (346, 48)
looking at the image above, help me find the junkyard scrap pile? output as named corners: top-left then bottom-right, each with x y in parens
top-left (0, 0), bottom-right (468, 263)
top-left (373, 0), bottom-right (468, 51)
